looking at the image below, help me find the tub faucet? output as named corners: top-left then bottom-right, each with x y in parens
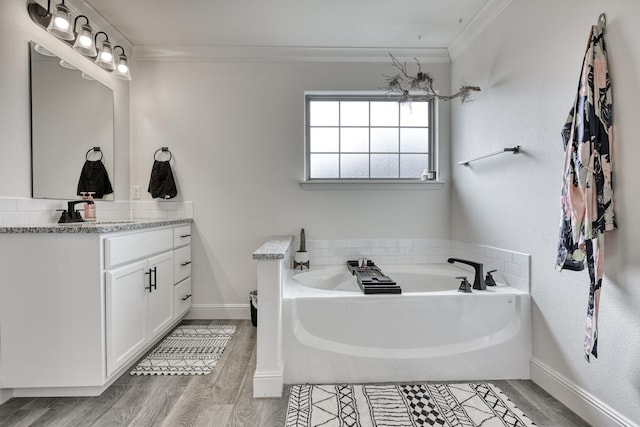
top-left (447, 258), bottom-right (485, 290)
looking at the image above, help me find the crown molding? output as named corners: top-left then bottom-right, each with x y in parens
top-left (132, 45), bottom-right (451, 64)
top-left (447, 0), bottom-right (514, 60)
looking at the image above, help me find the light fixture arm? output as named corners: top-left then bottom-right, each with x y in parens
top-left (113, 45), bottom-right (126, 56)
top-left (73, 14), bottom-right (90, 32)
top-left (94, 31), bottom-right (109, 46)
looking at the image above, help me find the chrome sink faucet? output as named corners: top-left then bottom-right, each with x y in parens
top-left (447, 258), bottom-right (485, 290)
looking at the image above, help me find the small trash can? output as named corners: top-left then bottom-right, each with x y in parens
top-left (249, 290), bottom-right (258, 327)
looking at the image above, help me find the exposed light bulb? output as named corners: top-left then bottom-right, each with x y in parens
top-left (100, 51), bottom-right (113, 62)
top-left (54, 16), bottom-right (69, 30)
top-left (79, 35), bottom-right (92, 47)
top-left (117, 63), bottom-right (129, 74)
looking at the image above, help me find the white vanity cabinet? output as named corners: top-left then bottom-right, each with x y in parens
top-left (0, 220), bottom-right (192, 397)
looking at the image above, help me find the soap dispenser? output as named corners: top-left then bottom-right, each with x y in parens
top-left (81, 192), bottom-right (89, 220)
top-left (85, 192), bottom-right (96, 221)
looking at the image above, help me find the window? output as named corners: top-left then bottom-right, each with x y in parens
top-left (305, 93), bottom-right (434, 181)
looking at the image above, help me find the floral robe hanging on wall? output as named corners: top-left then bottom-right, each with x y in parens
top-left (556, 23), bottom-right (616, 361)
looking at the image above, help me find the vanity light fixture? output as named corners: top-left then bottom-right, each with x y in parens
top-left (113, 46), bottom-right (132, 81)
top-left (94, 31), bottom-right (115, 71)
top-left (47, 1), bottom-right (75, 41)
top-left (72, 15), bottom-right (97, 57)
top-left (28, 1), bottom-right (73, 41)
top-left (27, 0), bottom-right (132, 81)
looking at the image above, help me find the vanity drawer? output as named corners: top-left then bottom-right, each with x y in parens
top-left (174, 245), bottom-right (192, 284)
top-left (174, 225), bottom-right (191, 248)
top-left (175, 277), bottom-right (192, 318)
top-left (105, 228), bottom-right (173, 268)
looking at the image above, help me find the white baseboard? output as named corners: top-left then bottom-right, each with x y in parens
top-left (0, 388), bottom-right (13, 405)
top-left (530, 357), bottom-right (639, 427)
top-left (253, 367), bottom-right (284, 398)
top-left (184, 304), bottom-right (250, 320)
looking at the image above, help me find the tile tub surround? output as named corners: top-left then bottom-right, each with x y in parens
top-left (0, 197), bottom-right (194, 226)
top-left (299, 238), bottom-right (530, 292)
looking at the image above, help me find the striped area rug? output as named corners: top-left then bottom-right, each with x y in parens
top-left (285, 383), bottom-right (536, 426)
top-left (130, 324), bottom-right (236, 376)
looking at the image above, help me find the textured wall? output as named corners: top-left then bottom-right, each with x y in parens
top-left (451, 0), bottom-right (640, 423)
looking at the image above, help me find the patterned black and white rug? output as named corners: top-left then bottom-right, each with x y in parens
top-left (286, 383), bottom-right (536, 427)
top-left (130, 324), bottom-right (236, 376)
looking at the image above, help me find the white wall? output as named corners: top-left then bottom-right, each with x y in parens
top-left (130, 58), bottom-right (451, 316)
top-left (451, 0), bottom-right (640, 424)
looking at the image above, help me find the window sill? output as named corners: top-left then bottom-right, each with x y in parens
top-left (298, 180), bottom-right (445, 190)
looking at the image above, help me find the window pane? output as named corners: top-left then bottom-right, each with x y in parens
top-left (400, 154), bottom-right (429, 178)
top-left (371, 154), bottom-right (399, 178)
top-left (310, 154), bottom-right (339, 178)
top-left (400, 102), bottom-right (429, 127)
top-left (400, 128), bottom-right (429, 152)
top-left (370, 102), bottom-right (398, 126)
top-left (341, 154), bottom-right (369, 178)
top-left (341, 128), bottom-right (369, 152)
top-left (309, 101), bottom-right (339, 126)
top-left (306, 95), bottom-right (433, 181)
top-left (340, 101), bottom-right (369, 126)
top-left (371, 128), bottom-right (398, 152)
top-left (310, 127), bottom-right (339, 152)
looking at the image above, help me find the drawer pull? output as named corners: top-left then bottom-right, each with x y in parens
top-left (181, 294), bottom-right (192, 301)
top-left (180, 234), bottom-right (191, 238)
top-left (180, 261), bottom-right (192, 267)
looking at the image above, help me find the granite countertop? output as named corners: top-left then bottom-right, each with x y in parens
top-left (0, 218), bottom-right (193, 234)
top-left (253, 235), bottom-right (293, 260)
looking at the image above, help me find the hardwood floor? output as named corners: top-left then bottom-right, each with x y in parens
top-left (0, 319), bottom-right (589, 426)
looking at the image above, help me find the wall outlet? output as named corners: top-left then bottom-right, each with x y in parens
top-left (132, 185), bottom-right (141, 199)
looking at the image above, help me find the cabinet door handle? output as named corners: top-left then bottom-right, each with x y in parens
top-left (181, 261), bottom-right (191, 267)
top-left (181, 294), bottom-right (192, 301)
top-left (180, 234), bottom-right (191, 238)
top-left (151, 267), bottom-right (157, 291)
top-left (145, 269), bottom-right (153, 292)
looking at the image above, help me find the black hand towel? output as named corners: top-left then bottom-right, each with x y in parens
top-left (148, 160), bottom-right (177, 199)
top-left (76, 160), bottom-right (114, 198)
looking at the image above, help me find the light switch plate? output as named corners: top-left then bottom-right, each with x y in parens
top-left (132, 185), bottom-right (141, 199)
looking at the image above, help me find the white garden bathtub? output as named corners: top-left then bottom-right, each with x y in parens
top-left (282, 264), bottom-right (531, 384)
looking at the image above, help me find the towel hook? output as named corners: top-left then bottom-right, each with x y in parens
top-left (85, 146), bottom-right (103, 161)
top-left (154, 147), bottom-right (173, 162)
top-left (598, 13), bottom-right (606, 29)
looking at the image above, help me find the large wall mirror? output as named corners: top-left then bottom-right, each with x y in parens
top-left (29, 41), bottom-right (115, 200)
